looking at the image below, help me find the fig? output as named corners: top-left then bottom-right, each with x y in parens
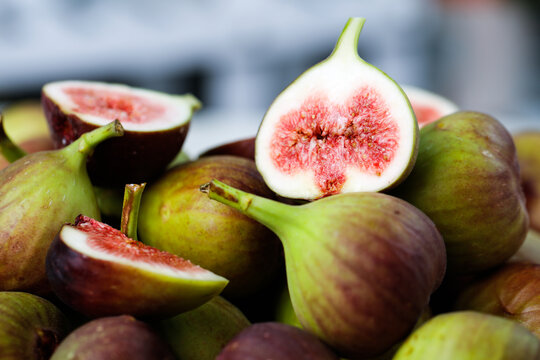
top-left (454, 261), bottom-right (540, 337)
top-left (0, 120), bottom-right (123, 293)
top-left (42, 80), bottom-right (201, 186)
top-left (138, 155), bottom-right (283, 298)
top-left (255, 17), bottom-right (418, 200)
top-left (50, 315), bottom-right (175, 360)
top-left (46, 183), bottom-right (228, 319)
top-left (514, 131), bottom-right (540, 232)
top-left (200, 136), bottom-right (256, 160)
top-left (216, 322), bottom-right (339, 360)
top-left (401, 85), bottom-right (458, 128)
top-left (0, 291), bottom-right (70, 359)
top-left (393, 311), bottom-right (540, 360)
top-left (201, 180), bottom-right (446, 358)
top-left (158, 296), bottom-right (251, 360)
top-left (0, 100), bottom-right (53, 170)
top-left (394, 111), bottom-right (528, 275)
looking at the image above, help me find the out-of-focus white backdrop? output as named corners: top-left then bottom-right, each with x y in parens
top-left (0, 0), bottom-right (538, 156)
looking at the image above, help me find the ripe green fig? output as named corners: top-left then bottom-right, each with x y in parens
top-left (138, 155), bottom-right (283, 298)
top-left (0, 291), bottom-right (70, 359)
top-left (42, 80), bottom-right (201, 186)
top-left (46, 184), bottom-right (228, 319)
top-left (50, 315), bottom-right (176, 360)
top-left (514, 131), bottom-right (540, 232)
top-left (0, 120), bottom-right (124, 293)
top-left (454, 262), bottom-right (540, 337)
top-left (393, 311), bottom-right (540, 360)
top-left (216, 322), bottom-right (339, 360)
top-left (255, 17), bottom-right (418, 200)
top-left (158, 296), bottom-right (251, 360)
top-left (401, 85), bottom-right (458, 128)
top-left (202, 180), bottom-right (446, 359)
top-left (200, 136), bottom-right (256, 160)
top-left (393, 111), bottom-right (528, 275)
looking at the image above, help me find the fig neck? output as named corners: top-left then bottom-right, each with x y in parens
top-left (120, 183), bottom-right (146, 241)
top-left (328, 17), bottom-right (366, 64)
top-left (63, 120), bottom-right (124, 168)
top-left (200, 180), bottom-right (297, 243)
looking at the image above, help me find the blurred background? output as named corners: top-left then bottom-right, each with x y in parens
top-left (0, 0), bottom-right (538, 156)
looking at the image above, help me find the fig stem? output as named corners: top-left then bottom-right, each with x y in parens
top-left (0, 113), bottom-right (27, 163)
top-left (200, 179), bottom-right (294, 239)
top-left (66, 120), bottom-right (124, 159)
top-left (120, 183), bottom-right (146, 240)
top-left (329, 17), bottom-right (366, 62)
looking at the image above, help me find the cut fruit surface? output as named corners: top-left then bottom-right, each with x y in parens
top-left (43, 81), bottom-right (197, 132)
top-left (402, 85), bottom-right (459, 128)
top-left (46, 215), bottom-right (228, 319)
top-left (255, 18), bottom-right (417, 199)
top-left (42, 80), bottom-right (201, 186)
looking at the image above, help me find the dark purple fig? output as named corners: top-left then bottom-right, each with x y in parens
top-left (158, 296), bottom-right (250, 360)
top-left (138, 155), bottom-right (283, 299)
top-left (394, 111), bottom-right (528, 276)
top-left (0, 291), bottom-right (70, 359)
top-left (201, 180), bottom-right (446, 359)
top-left (50, 315), bottom-right (175, 360)
top-left (42, 80), bottom-right (201, 186)
top-left (454, 261), bottom-right (540, 337)
top-left (200, 136), bottom-right (255, 160)
top-left (216, 322), bottom-right (339, 360)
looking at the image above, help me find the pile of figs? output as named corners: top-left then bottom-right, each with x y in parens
top-left (1, 16), bottom-right (540, 360)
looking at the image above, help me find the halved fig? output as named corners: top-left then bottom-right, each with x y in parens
top-left (402, 85), bottom-right (459, 128)
top-left (42, 80), bottom-right (201, 186)
top-left (255, 18), bottom-right (418, 200)
top-left (46, 214), bottom-right (228, 319)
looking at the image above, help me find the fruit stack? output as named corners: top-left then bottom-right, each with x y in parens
top-left (0, 17), bottom-right (539, 360)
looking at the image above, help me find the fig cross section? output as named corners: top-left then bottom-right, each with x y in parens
top-left (256, 18), bottom-right (417, 199)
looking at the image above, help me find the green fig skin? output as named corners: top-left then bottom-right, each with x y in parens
top-left (454, 262), bottom-right (540, 337)
top-left (0, 121), bottom-right (124, 293)
top-left (393, 111), bottom-right (528, 275)
top-left (202, 180), bottom-right (446, 359)
top-left (216, 322), bottom-right (339, 360)
top-left (138, 156), bottom-right (283, 298)
top-left (157, 296), bottom-right (251, 360)
top-left (393, 311), bottom-right (540, 360)
top-left (514, 132), bottom-right (540, 232)
top-left (0, 291), bottom-right (71, 360)
top-left (50, 315), bottom-right (176, 360)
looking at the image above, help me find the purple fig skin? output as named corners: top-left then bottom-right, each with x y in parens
top-left (0, 291), bottom-right (71, 360)
top-left (42, 90), bottom-right (192, 187)
top-left (46, 219), bottom-right (227, 319)
top-left (394, 111), bottom-right (529, 275)
top-left (216, 322), bottom-right (339, 360)
top-left (50, 315), bottom-right (176, 360)
top-left (454, 261), bottom-right (540, 337)
top-left (202, 181), bottom-right (447, 359)
top-left (200, 137), bottom-right (256, 160)
top-left (138, 156), bottom-right (284, 299)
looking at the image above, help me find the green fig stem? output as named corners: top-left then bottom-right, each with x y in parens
top-left (120, 183), bottom-right (146, 241)
top-left (65, 120), bottom-right (124, 159)
top-left (329, 17), bottom-right (366, 62)
top-left (200, 179), bottom-right (294, 239)
top-left (0, 113), bottom-right (27, 163)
